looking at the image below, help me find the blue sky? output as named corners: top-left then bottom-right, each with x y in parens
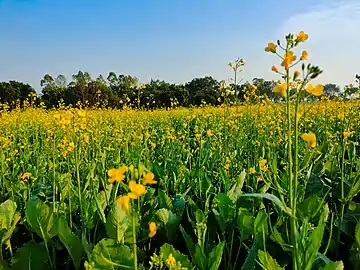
top-left (1, 0), bottom-right (359, 92)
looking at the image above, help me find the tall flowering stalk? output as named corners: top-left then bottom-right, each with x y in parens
top-left (265, 31), bottom-right (323, 269)
top-left (228, 58), bottom-right (246, 102)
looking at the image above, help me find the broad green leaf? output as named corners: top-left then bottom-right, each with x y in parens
top-left (270, 228), bottom-right (291, 252)
top-left (254, 211), bottom-right (268, 249)
top-left (88, 238), bottom-right (133, 269)
top-left (95, 191), bottom-right (108, 224)
top-left (257, 250), bottom-right (284, 270)
top-left (227, 170), bottom-right (246, 202)
top-left (179, 225), bottom-right (195, 261)
top-left (55, 215), bottom-right (84, 270)
top-left (208, 242), bottom-right (225, 270)
top-left (298, 195), bottom-right (322, 219)
top-left (347, 179), bottom-right (360, 203)
top-left (156, 208), bottom-right (180, 243)
top-left (0, 200), bottom-right (17, 230)
top-left (213, 193), bottom-right (235, 222)
top-left (11, 242), bottom-right (49, 270)
top-left (194, 244), bottom-right (207, 270)
top-left (105, 203), bottom-right (130, 241)
top-left (237, 208), bottom-right (255, 240)
top-left (355, 220), bottom-right (360, 246)
top-left (1, 212), bottom-right (21, 244)
top-left (25, 196), bottom-right (56, 240)
top-left (301, 204), bottom-right (329, 270)
top-left (320, 261), bottom-right (344, 270)
top-left (241, 242), bottom-right (258, 270)
top-left (240, 193), bottom-right (291, 215)
top-left (160, 243), bottom-right (193, 268)
top-left (158, 189), bottom-right (172, 209)
top-left (350, 220), bottom-right (360, 268)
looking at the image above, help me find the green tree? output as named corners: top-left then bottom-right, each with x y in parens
top-left (185, 76), bottom-right (219, 106)
top-left (41, 74), bottom-right (67, 108)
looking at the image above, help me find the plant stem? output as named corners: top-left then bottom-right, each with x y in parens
top-left (132, 213), bottom-right (138, 270)
top-left (285, 59), bottom-right (297, 270)
top-left (336, 141), bottom-right (346, 258)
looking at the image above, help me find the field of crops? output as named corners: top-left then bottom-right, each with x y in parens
top-left (1, 32), bottom-right (360, 270)
top-left (0, 100), bottom-right (359, 270)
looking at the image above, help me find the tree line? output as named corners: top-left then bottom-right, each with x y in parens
top-left (0, 71), bottom-right (359, 110)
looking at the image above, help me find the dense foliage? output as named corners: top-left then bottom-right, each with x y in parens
top-left (1, 72), bottom-right (359, 110)
top-left (0, 101), bottom-right (359, 269)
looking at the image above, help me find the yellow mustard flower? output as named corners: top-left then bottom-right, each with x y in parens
top-left (142, 172), bottom-right (157, 185)
top-left (273, 83), bottom-right (287, 98)
top-left (128, 181), bottom-right (147, 199)
top-left (302, 133), bottom-right (317, 149)
top-left (77, 110), bottom-right (86, 117)
top-left (166, 254), bottom-right (176, 267)
top-left (296, 113), bottom-right (302, 121)
top-left (148, 222), bottom-right (157, 238)
top-left (207, 129), bottom-right (213, 137)
top-left (249, 167), bottom-right (256, 174)
top-left (257, 176), bottom-right (264, 182)
top-left (271, 65), bottom-right (279, 73)
top-left (297, 31), bottom-right (309, 42)
top-left (343, 131), bottom-right (352, 140)
top-left (306, 84), bottom-right (324, 96)
top-left (108, 166), bottom-right (128, 183)
top-left (300, 50), bottom-right (308, 60)
top-left (265, 42), bottom-right (277, 53)
top-left (116, 195), bottom-right (130, 211)
top-left (20, 172), bottom-right (32, 180)
top-left (281, 51), bottom-right (297, 70)
top-left (259, 159), bottom-right (268, 172)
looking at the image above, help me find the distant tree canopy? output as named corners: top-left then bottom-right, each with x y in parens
top-left (0, 71), bottom-right (358, 109)
top-left (0, 81), bottom-right (36, 109)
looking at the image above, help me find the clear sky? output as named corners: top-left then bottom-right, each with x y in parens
top-left (1, 0), bottom-right (359, 92)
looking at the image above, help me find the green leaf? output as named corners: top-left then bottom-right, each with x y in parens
top-left (320, 261), bottom-right (344, 270)
top-left (208, 242), bottom-right (225, 270)
top-left (160, 243), bottom-right (192, 268)
top-left (347, 179), bottom-right (360, 203)
top-left (88, 238), bottom-right (133, 269)
top-left (0, 200), bottom-right (17, 230)
top-left (237, 208), bottom-right (255, 240)
top-left (270, 228), bottom-right (291, 252)
top-left (301, 204), bottom-right (329, 270)
top-left (194, 244), bottom-right (207, 270)
top-left (227, 170), bottom-right (246, 202)
top-left (25, 196), bottom-right (56, 240)
top-left (179, 225), bottom-right (195, 261)
top-left (95, 191), bottom-right (108, 224)
top-left (257, 250), bottom-right (284, 270)
top-left (55, 215), bottom-right (84, 270)
top-left (298, 195), bottom-right (322, 219)
top-left (11, 242), bottom-right (49, 270)
top-left (158, 189), bottom-right (172, 209)
top-left (241, 242), bottom-right (258, 270)
top-left (350, 220), bottom-right (360, 268)
top-left (213, 193), bottom-right (235, 222)
top-left (156, 208), bottom-right (180, 243)
top-left (355, 220), bottom-right (360, 246)
top-left (1, 211), bottom-right (21, 245)
top-left (254, 211), bottom-right (268, 249)
top-left (240, 193), bottom-right (291, 215)
top-left (105, 203), bottom-right (130, 241)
